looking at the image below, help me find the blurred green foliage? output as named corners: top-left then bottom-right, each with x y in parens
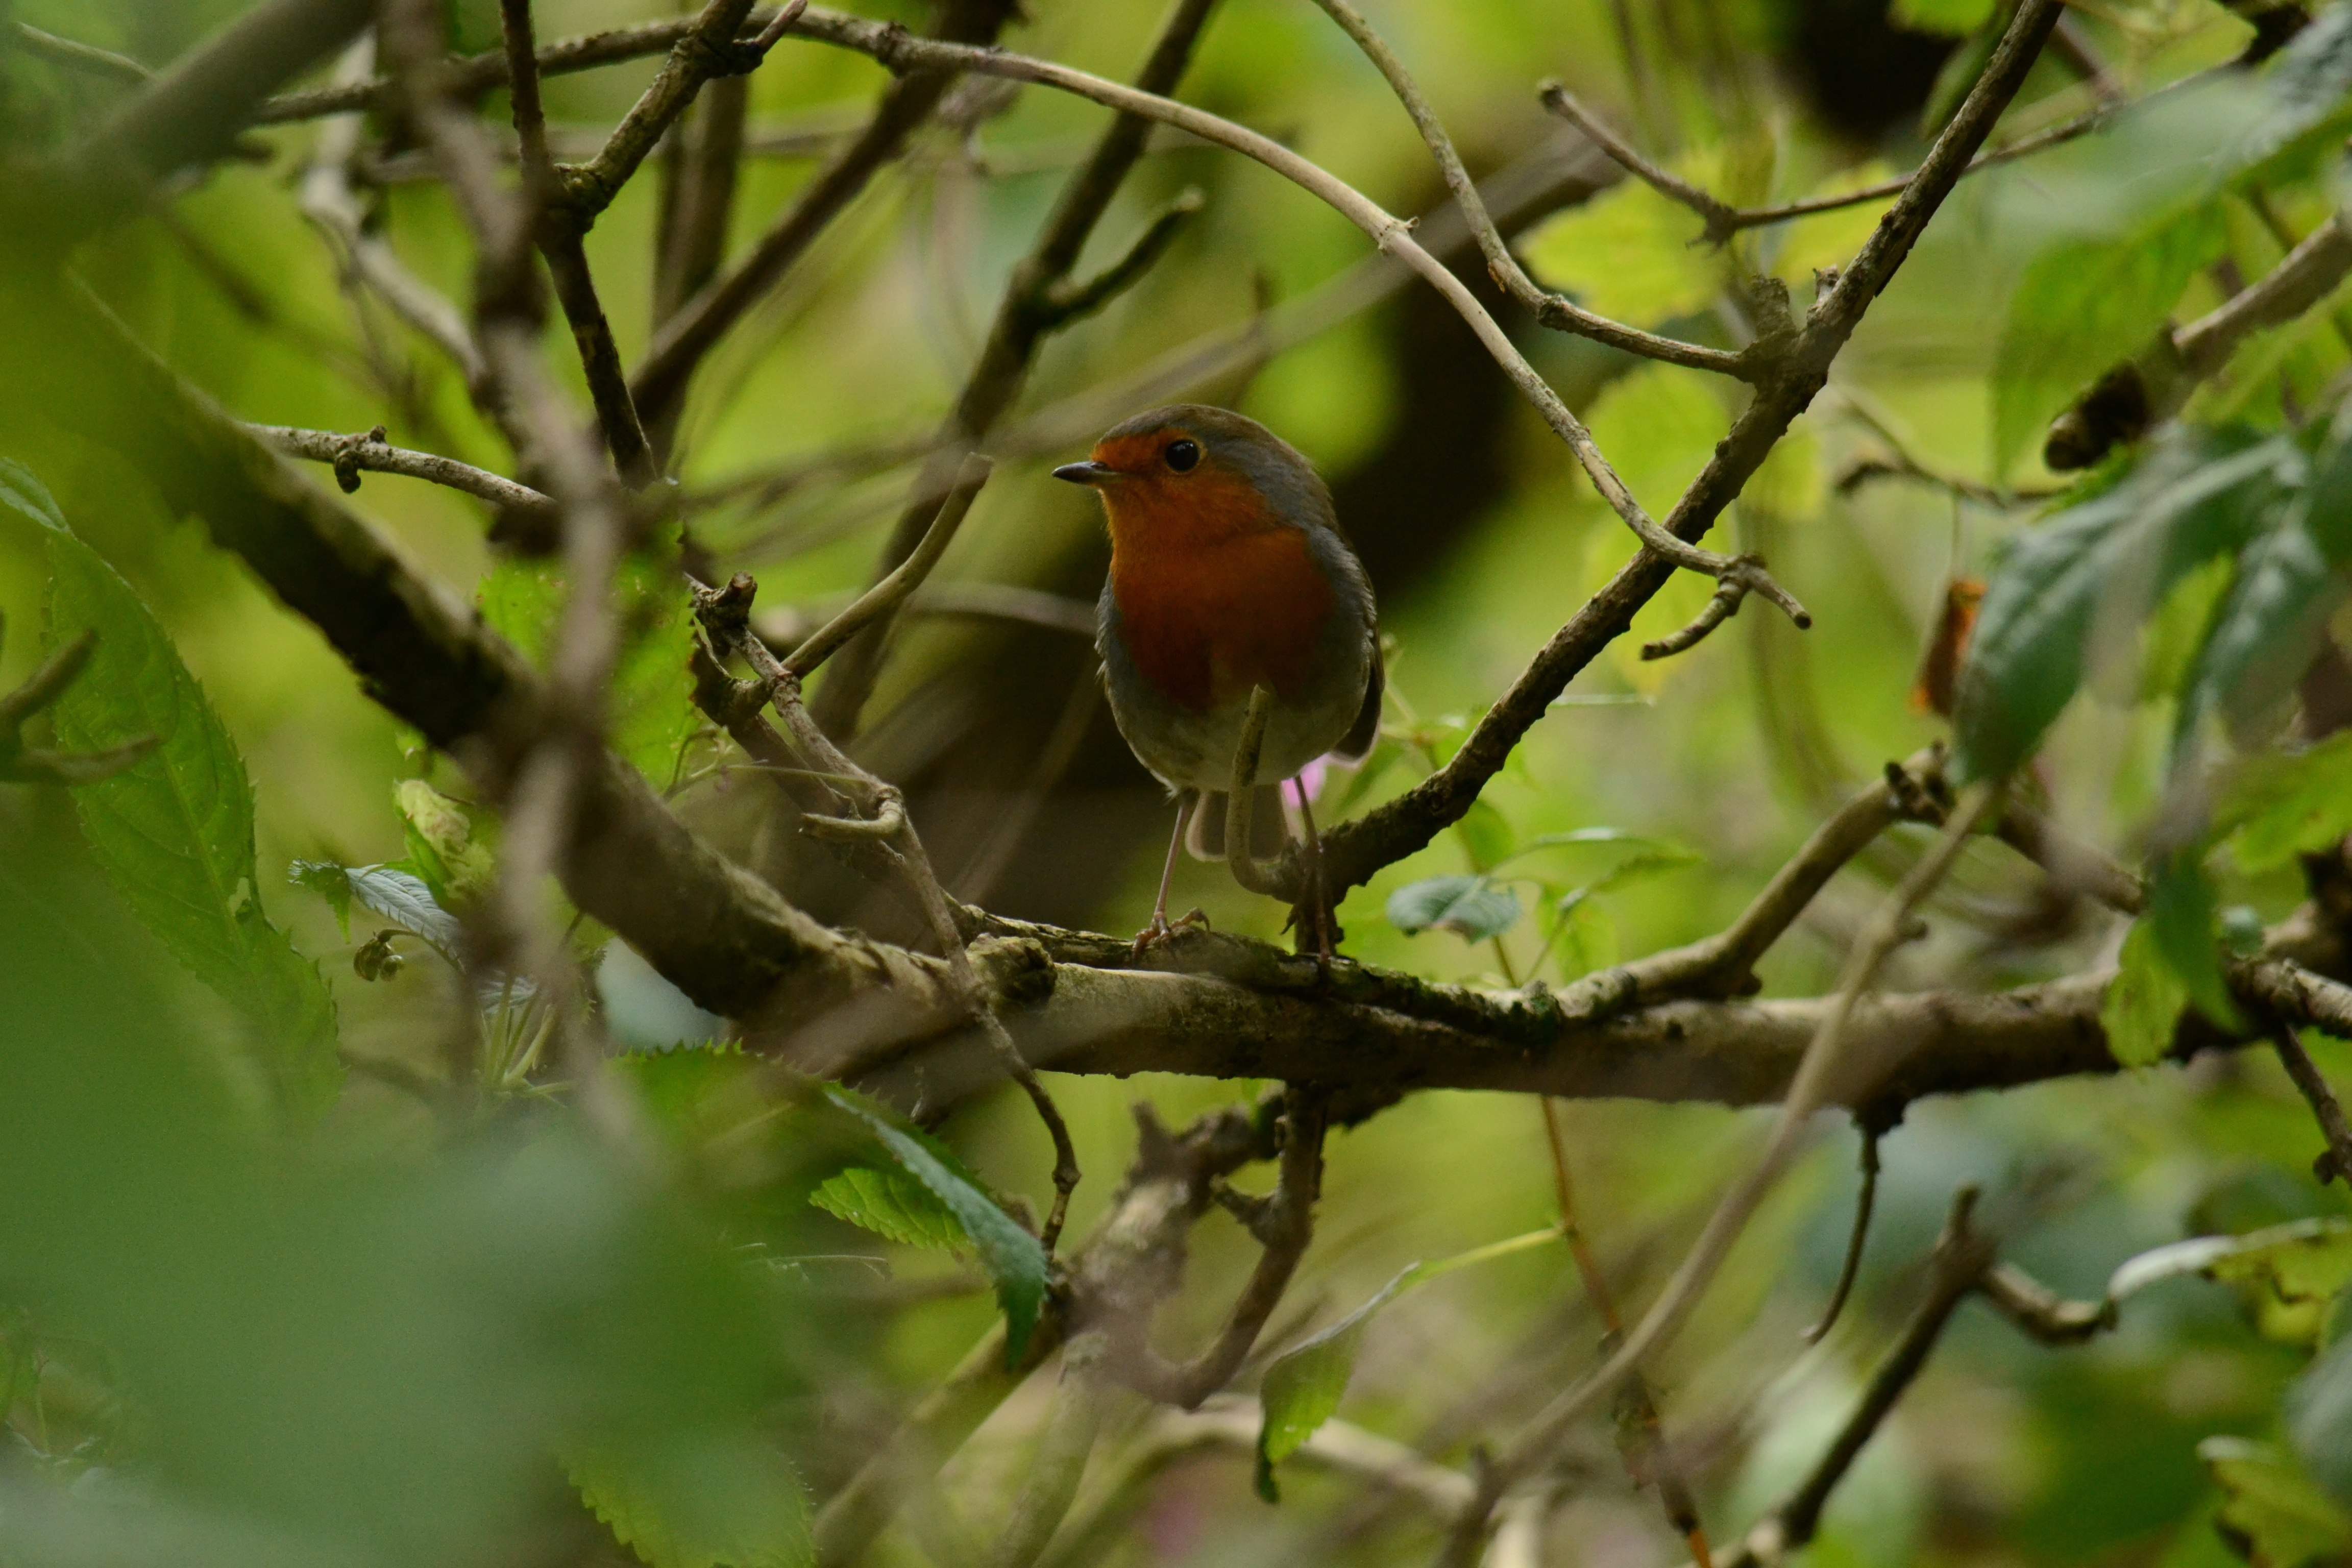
top-left (6, 0), bottom-right (2352, 1564)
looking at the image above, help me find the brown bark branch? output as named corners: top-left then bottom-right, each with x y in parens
top-left (802, 0), bottom-right (1218, 737)
top-left (250, 424), bottom-right (557, 520)
top-left (1312, 0), bottom-right (2064, 909)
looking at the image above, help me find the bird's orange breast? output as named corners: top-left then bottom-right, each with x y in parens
top-left (1103, 472), bottom-right (1336, 715)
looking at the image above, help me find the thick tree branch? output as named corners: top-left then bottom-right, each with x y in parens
top-left (54, 0), bottom-right (372, 231)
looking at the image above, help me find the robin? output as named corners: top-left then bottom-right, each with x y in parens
top-left (1054, 405), bottom-right (1382, 954)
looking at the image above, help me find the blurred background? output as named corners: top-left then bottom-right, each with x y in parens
top-left (3, 0), bottom-right (2350, 1564)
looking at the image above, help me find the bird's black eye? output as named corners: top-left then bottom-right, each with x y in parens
top-left (1164, 438), bottom-right (1200, 473)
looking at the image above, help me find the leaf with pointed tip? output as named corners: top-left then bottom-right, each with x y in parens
top-left (1386, 875), bottom-right (1522, 942)
top-left (8, 459), bottom-right (338, 1119)
top-left (819, 1085), bottom-right (1047, 1364)
top-left (2217, 731), bottom-right (2352, 872)
top-left (291, 862), bottom-right (461, 961)
top-left (2102, 918), bottom-right (2189, 1070)
top-left (1954, 431), bottom-right (2301, 782)
top-left (808, 1166), bottom-right (967, 1255)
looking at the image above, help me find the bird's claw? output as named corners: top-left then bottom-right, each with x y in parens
top-left (1130, 906), bottom-right (1210, 962)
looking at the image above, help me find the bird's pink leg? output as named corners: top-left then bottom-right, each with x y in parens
top-left (1293, 776), bottom-right (1335, 965)
top-left (1133, 793), bottom-right (1208, 959)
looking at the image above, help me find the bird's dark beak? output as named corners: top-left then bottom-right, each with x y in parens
top-left (1052, 460), bottom-right (1117, 486)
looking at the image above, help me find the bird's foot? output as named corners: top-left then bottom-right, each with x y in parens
top-left (1130, 906), bottom-right (1210, 962)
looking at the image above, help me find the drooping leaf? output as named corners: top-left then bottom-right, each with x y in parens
top-left (2108, 1218), bottom-right (2352, 1305)
top-left (2198, 1437), bottom-right (2352, 1568)
top-left (8, 459), bottom-right (339, 1120)
top-left (2232, 5), bottom-right (2352, 185)
top-left (2103, 917), bottom-right (2190, 1069)
top-left (2147, 853), bottom-right (2242, 1031)
top-left (1255, 1228), bottom-right (1559, 1501)
top-left (291, 862), bottom-right (462, 961)
top-left (2292, 1335), bottom-right (2352, 1511)
top-left (1991, 204), bottom-right (2225, 477)
top-left (2217, 732), bottom-right (2352, 872)
top-left (396, 779), bottom-right (495, 908)
top-left (819, 1084), bottom-right (1047, 1364)
top-left (1953, 430), bottom-right (2302, 782)
top-left (569, 1434), bottom-right (813, 1568)
top-left (1386, 875), bottom-right (1523, 942)
top-left (2180, 425), bottom-right (2352, 749)
top-left (808, 1166), bottom-right (967, 1254)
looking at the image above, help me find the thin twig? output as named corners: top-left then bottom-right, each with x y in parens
top-left (1313, 0), bottom-right (2063, 910)
top-left (502, 0), bottom-right (659, 488)
top-left (783, 454), bottom-right (992, 677)
top-left (251, 424), bottom-right (558, 520)
top-left (791, 0), bottom-right (1220, 739)
top-left (2269, 1020), bottom-right (2352, 1184)
top-left (1803, 1122), bottom-right (1881, 1344)
top-left (695, 567), bottom-right (1083, 1251)
top-left (12, 23), bottom-right (151, 84)
top-left (1122, 1089), bottom-right (1327, 1409)
top-left (1452, 783), bottom-right (2000, 1562)
top-left (1541, 83), bottom-right (2119, 244)
top-left (630, 0), bottom-right (1022, 436)
top-left (1728, 1187), bottom-right (1996, 1566)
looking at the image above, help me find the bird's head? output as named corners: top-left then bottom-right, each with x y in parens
top-left (1053, 404), bottom-right (1331, 548)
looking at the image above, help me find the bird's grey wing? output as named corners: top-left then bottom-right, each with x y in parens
top-left (1332, 635), bottom-right (1384, 764)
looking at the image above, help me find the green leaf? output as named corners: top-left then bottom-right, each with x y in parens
top-left (2148, 853), bottom-right (2242, 1031)
top-left (2233, 6), bottom-right (2352, 185)
top-left (2292, 1334), bottom-right (2352, 1511)
top-left (819, 1085), bottom-right (1047, 1364)
top-left (1953, 431), bottom-right (2302, 782)
top-left (15, 461), bottom-right (339, 1120)
top-left (2198, 1437), bottom-right (2352, 1568)
top-left (291, 862), bottom-right (461, 961)
top-left (479, 555), bottom-right (699, 785)
top-left (1993, 205), bottom-right (2226, 478)
top-left (1891, 0), bottom-right (1995, 38)
top-left (569, 1433), bottom-right (813, 1568)
top-left (2217, 732), bottom-right (2352, 872)
top-left (2179, 426), bottom-right (2352, 749)
top-left (1255, 1227), bottom-right (1559, 1500)
top-left (2103, 917), bottom-right (2190, 1069)
top-left (808, 1166), bottom-right (968, 1254)
top-left (1518, 153), bottom-right (1724, 325)
top-left (1386, 875), bottom-right (1522, 942)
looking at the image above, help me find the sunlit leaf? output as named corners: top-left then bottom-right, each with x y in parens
top-left (808, 1166), bottom-right (967, 1254)
top-left (9, 460), bottom-right (339, 1120)
top-left (1520, 170), bottom-right (1721, 327)
top-left (2219, 732), bottom-right (2352, 872)
top-left (2103, 917), bottom-right (2190, 1069)
top-left (1953, 430), bottom-right (2302, 781)
top-left (819, 1085), bottom-right (1047, 1364)
top-left (2199, 1437), bottom-right (2352, 1567)
top-left (479, 556), bottom-right (700, 786)
top-left (1386, 875), bottom-right (1522, 941)
top-left (567, 1428), bottom-right (813, 1568)
top-left (2109, 1218), bottom-right (2352, 1305)
top-left (396, 779), bottom-right (495, 908)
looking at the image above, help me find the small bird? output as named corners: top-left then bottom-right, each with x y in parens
top-left (1055, 405), bottom-right (1381, 954)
